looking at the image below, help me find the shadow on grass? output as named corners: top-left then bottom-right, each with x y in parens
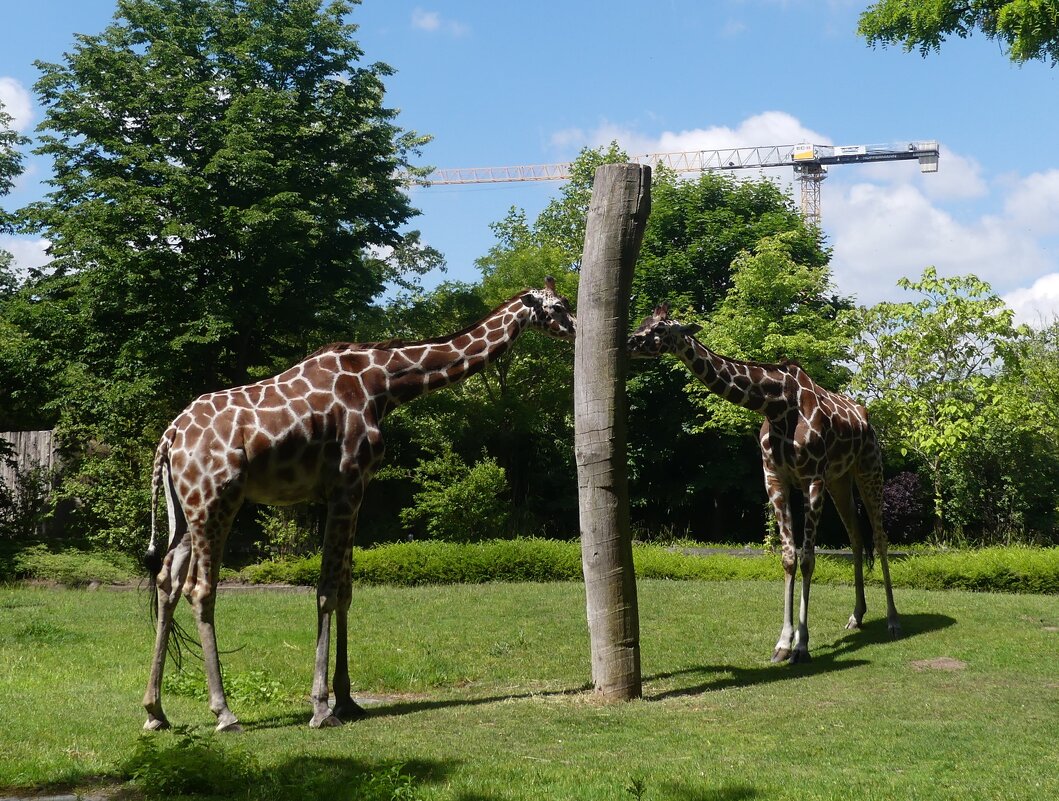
top-left (256, 614), bottom-right (957, 728)
top-left (659, 781), bottom-right (761, 801)
top-left (646, 612), bottom-right (956, 701)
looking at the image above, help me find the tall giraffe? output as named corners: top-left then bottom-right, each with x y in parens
top-left (628, 303), bottom-right (899, 663)
top-left (143, 279), bottom-right (576, 731)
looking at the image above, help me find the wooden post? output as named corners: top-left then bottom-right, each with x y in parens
top-left (574, 163), bottom-right (651, 700)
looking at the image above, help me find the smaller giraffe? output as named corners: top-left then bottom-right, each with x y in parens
top-left (628, 303), bottom-right (899, 663)
top-left (143, 279), bottom-right (575, 732)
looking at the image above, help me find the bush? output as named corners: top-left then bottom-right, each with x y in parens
top-left (235, 539), bottom-right (1059, 595)
top-left (882, 471), bottom-right (930, 543)
top-left (9, 543), bottom-right (138, 585)
top-left (122, 727), bottom-right (259, 799)
top-left (0, 462), bottom-right (55, 540)
top-left (257, 506), bottom-right (319, 558)
top-left (400, 447), bottom-right (510, 542)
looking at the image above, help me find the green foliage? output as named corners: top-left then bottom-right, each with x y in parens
top-left (9, 543), bottom-right (138, 585)
top-left (238, 552), bottom-right (322, 586)
top-left (850, 268), bottom-right (1029, 537)
top-left (5, 0), bottom-right (437, 547)
top-left (0, 462), bottom-right (54, 540)
top-left (122, 727), bottom-right (260, 799)
top-left (257, 506), bottom-right (319, 559)
top-left (400, 446), bottom-right (511, 542)
top-left (888, 546), bottom-right (1059, 594)
top-left (164, 667), bottom-right (285, 708)
top-left (859, 0), bottom-right (1059, 65)
top-left (232, 538), bottom-right (1059, 595)
top-left (686, 231), bottom-right (856, 436)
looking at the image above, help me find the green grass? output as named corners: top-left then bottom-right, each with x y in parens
top-left (1, 580), bottom-right (1057, 799)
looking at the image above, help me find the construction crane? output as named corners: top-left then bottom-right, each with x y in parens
top-left (420, 140), bottom-right (940, 227)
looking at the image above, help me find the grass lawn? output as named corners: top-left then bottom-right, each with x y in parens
top-left (1, 579), bottom-right (1056, 800)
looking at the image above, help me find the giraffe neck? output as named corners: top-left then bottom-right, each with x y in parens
top-left (676, 336), bottom-right (796, 417)
top-left (383, 297), bottom-right (532, 409)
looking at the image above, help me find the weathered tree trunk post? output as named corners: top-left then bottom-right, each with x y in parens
top-left (574, 163), bottom-right (651, 700)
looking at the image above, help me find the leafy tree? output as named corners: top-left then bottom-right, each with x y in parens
top-left (13, 0), bottom-right (436, 549)
top-left (858, 0), bottom-right (1059, 65)
top-left (849, 267), bottom-right (1027, 536)
top-left (684, 231), bottom-right (856, 437)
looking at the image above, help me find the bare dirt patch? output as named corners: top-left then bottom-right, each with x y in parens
top-left (911, 657), bottom-right (968, 672)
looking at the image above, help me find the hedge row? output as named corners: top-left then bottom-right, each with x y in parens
top-left (236, 540), bottom-right (1059, 595)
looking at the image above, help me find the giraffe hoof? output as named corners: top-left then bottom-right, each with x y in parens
top-left (333, 700), bottom-right (368, 722)
top-left (143, 715), bottom-right (170, 731)
top-left (889, 621), bottom-right (903, 639)
top-left (216, 720), bottom-right (244, 734)
top-left (771, 648), bottom-right (791, 663)
top-left (790, 649), bottom-right (812, 664)
top-left (309, 712), bottom-right (344, 729)
top-left (846, 615), bottom-right (863, 630)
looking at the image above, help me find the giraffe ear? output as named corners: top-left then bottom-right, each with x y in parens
top-left (522, 292), bottom-right (543, 309)
top-left (679, 323), bottom-right (702, 336)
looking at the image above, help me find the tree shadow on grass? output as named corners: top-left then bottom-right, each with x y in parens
top-left (658, 781), bottom-right (761, 801)
top-left (646, 612), bottom-right (956, 701)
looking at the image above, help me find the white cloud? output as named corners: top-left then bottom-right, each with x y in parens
top-left (1003, 273), bottom-right (1059, 327)
top-left (0, 236), bottom-right (51, 277)
top-left (411, 8), bottom-right (469, 36)
top-left (551, 111), bottom-right (829, 158)
top-left (0, 77), bottom-right (33, 132)
top-left (1002, 169), bottom-right (1059, 236)
top-left (826, 181), bottom-right (1053, 304)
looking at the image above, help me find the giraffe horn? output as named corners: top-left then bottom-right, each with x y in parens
top-left (544, 275), bottom-right (557, 294)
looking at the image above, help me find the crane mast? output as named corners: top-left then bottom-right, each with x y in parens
top-left (421, 141), bottom-right (940, 226)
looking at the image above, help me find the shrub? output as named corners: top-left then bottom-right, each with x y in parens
top-left (882, 471), bottom-right (930, 543)
top-left (122, 727), bottom-right (258, 799)
top-left (11, 543), bottom-right (138, 585)
top-left (235, 539), bottom-right (1059, 595)
top-left (0, 462), bottom-right (55, 540)
top-left (257, 506), bottom-right (319, 558)
top-left (400, 446), bottom-right (510, 542)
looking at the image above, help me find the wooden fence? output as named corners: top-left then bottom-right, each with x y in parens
top-left (0, 430), bottom-right (59, 487)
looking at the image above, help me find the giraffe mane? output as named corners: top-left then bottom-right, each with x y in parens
top-left (305, 290), bottom-right (537, 357)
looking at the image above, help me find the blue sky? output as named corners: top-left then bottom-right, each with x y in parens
top-left (3, 0), bottom-right (1059, 322)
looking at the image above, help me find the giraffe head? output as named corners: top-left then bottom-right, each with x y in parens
top-left (627, 302), bottom-right (701, 358)
top-left (521, 276), bottom-right (577, 340)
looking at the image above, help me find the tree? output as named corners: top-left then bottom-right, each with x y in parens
top-left (13, 0), bottom-right (436, 548)
top-left (858, 0), bottom-right (1059, 65)
top-left (849, 267), bottom-right (1027, 537)
top-left (686, 232), bottom-right (856, 437)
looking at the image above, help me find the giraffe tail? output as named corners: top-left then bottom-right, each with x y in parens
top-left (144, 432), bottom-right (170, 583)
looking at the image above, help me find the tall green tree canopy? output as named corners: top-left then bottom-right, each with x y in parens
top-left (858, 0), bottom-right (1059, 65)
top-left (23, 0), bottom-right (434, 396)
top-left (849, 267), bottom-right (1027, 533)
top-left (8, 0), bottom-right (437, 548)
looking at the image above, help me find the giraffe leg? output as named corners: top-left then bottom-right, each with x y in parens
top-left (828, 474), bottom-right (868, 630)
top-left (332, 487), bottom-right (367, 723)
top-left (309, 488), bottom-right (363, 728)
top-left (142, 529), bottom-right (191, 730)
top-left (765, 468), bottom-right (798, 663)
top-left (857, 457), bottom-right (901, 638)
top-left (187, 504), bottom-right (242, 733)
top-left (790, 479), bottom-right (825, 664)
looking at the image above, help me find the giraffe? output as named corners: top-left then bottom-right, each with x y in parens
top-left (142, 278), bottom-right (576, 732)
top-left (627, 303), bottom-right (899, 664)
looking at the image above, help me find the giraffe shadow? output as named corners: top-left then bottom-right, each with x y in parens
top-left (646, 612), bottom-right (955, 701)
